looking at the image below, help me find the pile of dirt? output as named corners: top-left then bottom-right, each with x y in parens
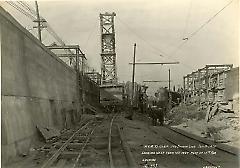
top-left (166, 103), bottom-right (206, 125)
top-left (167, 103), bottom-right (240, 148)
top-left (207, 112), bottom-right (240, 147)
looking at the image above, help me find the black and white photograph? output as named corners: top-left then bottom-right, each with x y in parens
top-left (0, 0), bottom-right (239, 167)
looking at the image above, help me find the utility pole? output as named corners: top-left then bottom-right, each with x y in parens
top-left (35, 1), bottom-right (41, 42)
top-left (33, 1), bottom-right (46, 42)
top-left (168, 68), bottom-right (172, 110)
top-left (128, 58), bottom-right (179, 113)
top-left (81, 55), bottom-right (86, 114)
top-left (168, 69), bottom-right (171, 91)
top-left (131, 43), bottom-right (137, 106)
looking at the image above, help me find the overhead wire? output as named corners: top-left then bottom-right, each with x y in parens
top-left (182, 0), bottom-right (193, 39)
top-left (5, 1), bottom-right (77, 65)
top-left (170, 0), bottom-right (234, 57)
top-left (118, 0), bottom-right (235, 84)
top-left (21, 2), bottom-right (96, 70)
top-left (117, 17), bottom-right (169, 58)
top-left (19, 1), bottom-right (36, 15)
top-left (189, 0), bottom-right (234, 39)
top-left (83, 19), bottom-right (98, 50)
top-left (6, 1), bottom-right (35, 20)
top-left (117, 16), bottom-right (195, 71)
top-left (157, 0), bottom-right (235, 71)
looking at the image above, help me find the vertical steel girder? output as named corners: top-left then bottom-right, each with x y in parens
top-left (100, 12), bottom-right (117, 85)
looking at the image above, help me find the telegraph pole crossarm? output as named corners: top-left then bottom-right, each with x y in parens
top-left (34, 1), bottom-right (46, 42)
top-left (129, 62), bottom-right (179, 65)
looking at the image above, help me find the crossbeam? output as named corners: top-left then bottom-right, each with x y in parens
top-left (143, 80), bottom-right (172, 83)
top-left (205, 64), bottom-right (233, 68)
top-left (129, 62), bottom-right (179, 65)
top-left (56, 54), bottom-right (86, 58)
top-left (47, 45), bottom-right (80, 49)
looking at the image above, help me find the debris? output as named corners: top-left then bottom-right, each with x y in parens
top-left (129, 126), bottom-right (141, 129)
top-left (171, 101), bottom-right (240, 148)
top-left (205, 102), bottom-right (220, 122)
top-left (215, 139), bottom-right (231, 143)
top-left (95, 114), bottom-right (105, 120)
top-left (209, 103), bottom-right (219, 120)
top-left (29, 147), bottom-right (35, 152)
top-left (20, 153), bottom-right (27, 157)
top-left (182, 123), bottom-right (188, 128)
top-left (85, 104), bottom-right (98, 114)
top-left (36, 125), bottom-right (60, 142)
top-left (218, 102), bottom-right (233, 113)
top-left (205, 105), bottom-right (211, 122)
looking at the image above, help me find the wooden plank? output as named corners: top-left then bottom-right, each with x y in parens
top-left (205, 105), bottom-right (211, 122)
top-left (40, 121), bottom-right (92, 168)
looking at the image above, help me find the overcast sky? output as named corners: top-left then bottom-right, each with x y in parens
top-left (1, 0), bottom-right (239, 95)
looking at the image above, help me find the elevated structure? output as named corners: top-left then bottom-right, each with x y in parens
top-left (100, 12), bottom-right (117, 85)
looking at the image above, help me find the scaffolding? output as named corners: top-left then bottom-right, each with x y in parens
top-left (183, 64), bottom-right (233, 103)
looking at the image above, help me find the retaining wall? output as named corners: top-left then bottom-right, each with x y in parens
top-left (1, 7), bottom-right (84, 163)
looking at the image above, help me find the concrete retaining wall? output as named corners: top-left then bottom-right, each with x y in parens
top-left (1, 7), bottom-right (81, 163)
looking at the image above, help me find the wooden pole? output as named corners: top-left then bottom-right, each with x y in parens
top-left (35, 1), bottom-right (42, 42)
top-left (168, 69), bottom-right (171, 91)
top-left (131, 43), bottom-right (136, 106)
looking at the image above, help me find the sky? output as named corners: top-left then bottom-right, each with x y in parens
top-left (1, 0), bottom-right (239, 96)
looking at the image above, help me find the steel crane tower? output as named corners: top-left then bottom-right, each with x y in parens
top-left (100, 12), bottom-right (117, 85)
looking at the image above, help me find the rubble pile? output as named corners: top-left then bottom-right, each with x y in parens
top-left (166, 103), bottom-right (206, 125)
top-left (168, 101), bottom-right (240, 148)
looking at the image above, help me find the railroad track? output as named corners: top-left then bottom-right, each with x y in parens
top-left (36, 113), bottom-right (137, 168)
top-left (149, 125), bottom-right (239, 168)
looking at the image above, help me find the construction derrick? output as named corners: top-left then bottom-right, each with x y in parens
top-left (100, 12), bottom-right (117, 85)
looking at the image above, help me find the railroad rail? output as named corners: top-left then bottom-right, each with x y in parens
top-left (36, 113), bottom-right (137, 168)
top-left (149, 125), bottom-right (239, 168)
top-left (40, 119), bottom-right (99, 168)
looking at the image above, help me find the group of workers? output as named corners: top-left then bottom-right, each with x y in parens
top-left (124, 87), bottom-right (171, 126)
top-left (147, 87), bottom-right (170, 126)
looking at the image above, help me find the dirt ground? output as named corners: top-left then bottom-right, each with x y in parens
top-left (120, 112), bottom-right (218, 168)
top-left (3, 111), bottom-right (239, 168)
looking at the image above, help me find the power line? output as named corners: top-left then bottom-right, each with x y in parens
top-left (189, 0), bottom-right (234, 38)
top-left (117, 16), bottom-right (194, 71)
top-left (117, 17), bottom-right (169, 58)
top-left (170, 0), bottom-right (234, 57)
top-left (6, 1), bottom-right (35, 20)
top-left (19, 1), bottom-right (36, 15)
top-left (182, 0), bottom-right (193, 38)
top-left (4, 1), bottom-right (97, 72)
top-left (83, 20), bottom-right (98, 49)
top-left (6, 1), bottom-right (76, 64)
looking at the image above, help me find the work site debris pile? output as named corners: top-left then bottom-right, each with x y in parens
top-left (167, 102), bottom-right (239, 148)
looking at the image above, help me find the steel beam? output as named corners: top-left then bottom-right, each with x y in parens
top-left (46, 45), bottom-right (80, 49)
top-left (205, 64), bottom-right (233, 68)
top-left (56, 53), bottom-right (86, 58)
